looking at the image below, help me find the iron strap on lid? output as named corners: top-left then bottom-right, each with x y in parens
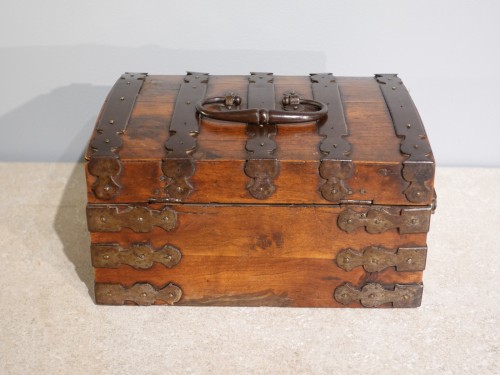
top-left (244, 72), bottom-right (279, 200)
top-left (310, 73), bottom-right (354, 203)
top-left (162, 72), bottom-right (209, 201)
top-left (88, 72), bottom-right (147, 200)
top-left (375, 74), bottom-right (435, 204)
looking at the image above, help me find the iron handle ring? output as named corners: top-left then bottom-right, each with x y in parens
top-left (195, 95), bottom-right (328, 125)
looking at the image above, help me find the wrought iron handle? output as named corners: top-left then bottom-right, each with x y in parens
top-left (195, 94), bottom-right (328, 125)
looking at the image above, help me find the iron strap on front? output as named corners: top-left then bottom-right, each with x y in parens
top-left (162, 72), bottom-right (209, 201)
top-left (95, 283), bottom-right (182, 306)
top-left (244, 72), bottom-right (279, 199)
top-left (92, 242), bottom-right (182, 269)
top-left (334, 283), bottom-right (423, 308)
top-left (309, 74), bottom-right (354, 202)
top-left (336, 246), bottom-right (427, 272)
top-left (375, 74), bottom-right (435, 204)
top-left (88, 72), bottom-right (147, 200)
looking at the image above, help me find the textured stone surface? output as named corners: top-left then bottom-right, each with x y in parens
top-left (0, 163), bottom-right (499, 374)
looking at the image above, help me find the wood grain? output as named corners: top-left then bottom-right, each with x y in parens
top-left (86, 160), bottom-right (411, 205)
top-left (95, 256), bottom-right (423, 307)
top-left (86, 74), bottom-right (434, 308)
top-left (90, 204), bottom-right (428, 259)
top-left (86, 74), bottom-right (433, 205)
top-left (118, 76), bottom-right (402, 162)
top-left (91, 202), bottom-right (428, 307)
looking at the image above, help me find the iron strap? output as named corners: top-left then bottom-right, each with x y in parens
top-left (88, 72), bottom-right (147, 200)
top-left (95, 283), bottom-right (182, 306)
top-left (91, 243), bottom-right (182, 269)
top-left (375, 74), bottom-right (435, 203)
top-left (336, 246), bottom-right (427, 272)
top-left (334, 283), bottom-right (423, 308)
top-left (244, 72), bottom-right (279, 199)
top-left (87, 204), bottom-right (177, 233)
top-left (337, 206), bottom-right (431, 234)
top-left (162, 72), bottom-right (209, 201)
top-left (309, 73), bottom-right (354, 202)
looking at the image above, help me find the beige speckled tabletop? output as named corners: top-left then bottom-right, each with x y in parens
top-left (0, 164), bottom-right (499, 375)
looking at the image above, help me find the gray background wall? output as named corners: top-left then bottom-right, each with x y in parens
top-left (1, 0), bottom-right (499, 166)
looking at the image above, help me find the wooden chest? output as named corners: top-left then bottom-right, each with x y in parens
top-left (85, 72), bottom-right (436, 308)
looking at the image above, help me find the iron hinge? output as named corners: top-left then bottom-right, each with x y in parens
top-left (340, 199), bottom-right (373, 205)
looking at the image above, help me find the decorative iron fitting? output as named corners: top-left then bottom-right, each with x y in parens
top-left (95, 283), bottom-right (182, 306)
top-left (336, 246), bottom-right (427, 272)
top-left (91, 243), bottom-right (181, 269)
top-left (319, 160), bottom-right (354, 202)
top-left (88, 72), bottom-right (147, 200)
top-left (244, 72), bottom-right (279, 199)
top-left (310, 73), bottom-right (353, 203)
top-left (376, 74), bottom-right (435, 204)
top-left (87, 205), bottom-right (177, 233)
top-left (334, 283), bottom-right (423, 308)
top-left (338, 206), bottom-right (431, 234)
top-left (282, 92), bottom-right (304, 112)
top-left (402, 162), bottom-right (435, 203)
top-left (244, 158), bottom-right (279, 199)
top-left (224, 93), bottom-right (240, 108)
top-left (161, 158), bottom-right (195, 202)
top-left (87, 157), bottom-right (121, 200)
top-left (163, 72), bottom-right (209, 201)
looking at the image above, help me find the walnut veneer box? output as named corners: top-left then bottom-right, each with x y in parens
top-left (85, 72), bottom-right (436, 308)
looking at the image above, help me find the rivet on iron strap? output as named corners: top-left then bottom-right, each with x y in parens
top-left (244, 72), bottom-right (279, 200)
top-left (163, 72), bottom-right (209, 201)
top-left (375, 74), bottom-right (434, 204)
top-left (88, 72), bottom-right (147, 200)
top-left (310, 73), bottom-right (353, 202)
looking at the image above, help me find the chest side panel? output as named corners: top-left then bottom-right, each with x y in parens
top-left (90, 204), bottom-right (428, 308)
